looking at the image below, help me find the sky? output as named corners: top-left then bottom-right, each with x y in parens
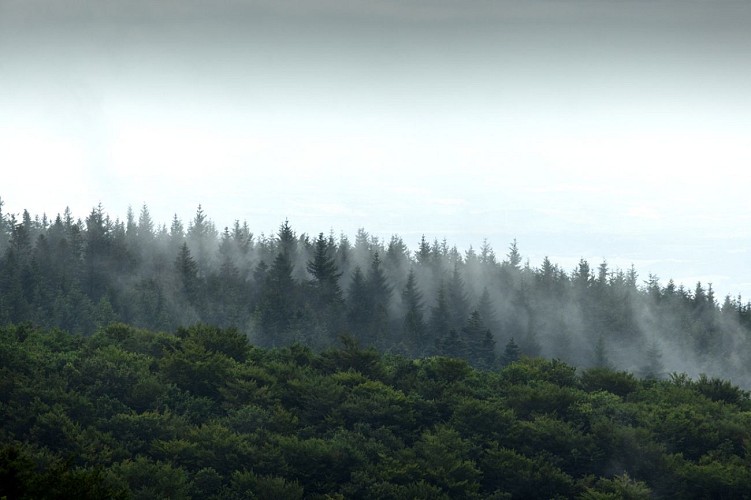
top-left (2, 0), bottom-right (751, 300)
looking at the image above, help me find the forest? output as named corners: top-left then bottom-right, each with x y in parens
top-left (3, 200), bottom-right (751, 498)
top-left (2, 322), bottom-right (750, 498)
top-left (1, 200), bottom-right (751, 383)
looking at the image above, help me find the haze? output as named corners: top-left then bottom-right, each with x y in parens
top-left (2, 0), bottom-right (751, 299)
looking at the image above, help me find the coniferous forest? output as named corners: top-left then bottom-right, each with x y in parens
top-left (2, 200), bottom-right (751, 498)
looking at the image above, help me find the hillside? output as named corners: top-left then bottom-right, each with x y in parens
top-left (2, 323), bottom-right (750, 498)
top-left (2, 202), bottom-right (751, 384)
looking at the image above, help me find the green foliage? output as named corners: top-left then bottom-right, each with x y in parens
top-left (2, 323), bottom-right (751, 499)
top-left (501, 357), bottom-right (578, 387)
top-left (579, 473), bottom-right (652, 499)
top-left (580, 367), bottom-right (639, 398)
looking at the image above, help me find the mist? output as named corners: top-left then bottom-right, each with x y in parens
top-left (2, 203), bottom-right (750, 387)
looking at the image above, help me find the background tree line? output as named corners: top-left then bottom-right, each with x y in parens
top-left (1, 199), bottom-right (751, 383)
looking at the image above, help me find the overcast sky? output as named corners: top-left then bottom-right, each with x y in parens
top-left (2, 0), bottom-right (751, 299)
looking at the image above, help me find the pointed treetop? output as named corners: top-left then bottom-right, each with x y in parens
top-left (507, 239), bottom-right (522, 269)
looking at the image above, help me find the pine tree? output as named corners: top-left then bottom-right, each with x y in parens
top-left (447, 262), bottom-right (469, 332)
top-left (506, 239), bottom-right (522, 270)
top-left (138, 204), bottom-right (155, 241)
top-left (307, 233), bottom-right (343, 303)
top-left (83, 203), bottom-right (112, 301)
top-left (347, 266), bottom-right (370, 343)
top-left (502, 337), bottom-right (521, 365)
top-left (258, 247), bottom-right (297, 347)
top-left (187, 204), bottom-right (217, 274)
top-left (593, 334), bottom-right (610, 368)
top-left (416, 235), bottom-right (432, 267)
top-left (479, 238), bottom-right (497, 266)
top-left (365, 252), bottom-right (392, 348)
top-left (385, 235), bottom-right (410, 292)
top-left (175, 242), bottom-right (200, 309)
top-left (641, 338), bottom-right (664, 379)
top-left (169, 214), bottom-right (184, 255)
top-left (476, 287), bottom-right (499, 334)
top-left (462, 310), bottom-right (490, 366)
top-left (479, 330), bottom-right (497, 370)
top-left (401, 268), bottom-right (425, 355)
top-left (428, 283), bottom-right (451, 354)
top-left (307, 233), bottom-right (345, 344)
top-left (439, 329), bottom-right (467, 359)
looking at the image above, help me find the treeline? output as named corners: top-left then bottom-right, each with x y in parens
top-left (1, 201), bottom-right (751, 382)
top-left (2, 323), bottom-right (750, 499)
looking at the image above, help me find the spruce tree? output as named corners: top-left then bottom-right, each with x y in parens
top-left (366, 252), bottom-right (392, 348)
top-left (401, 268), bottom-right (425, 355)
top-left (347, 266), bottom-right (370, 343)
top-left (447, 262), bottom-right (469, 332)
top-left (307, 233), bottom-right (343, 304)
top-left (462, 310), bottom-right (489, 366)
top-left (506, 239), bottom-right (522, 270)
top-left (428, 283), bottom-right (451, 354)
top-left (258, 247), bottom-right (297, 347)
top-left (502, 337), bottom-right (521, 365)
top-left (307, 233), bottom-right (345, 343)
top-left (175, 242), bottom-right (200, 309)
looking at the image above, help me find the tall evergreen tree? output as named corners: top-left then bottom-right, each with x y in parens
top-left (447, 262), bottom-right (469, 332)
top-left (307, 232), bottom-right (345, 343)
top-left (461, 310), bottom-right (491, 366)
top-left (347, 266), bottom-right (370, 342)
top-left (187, 204), bottom-right (217, 275)
top-left (83, 204), bottom-right (112, 301)
top-left (174, 242), bottom-right (200, 313)
top-left (502, 337), bottom-right (521, 365)
top-left (416, 235), bottom-right (432, 267)
top-left (401, 268), bottom-right (426, 355)
top-left (258, 247), bottom-right (297, 347)
top-left (365, 251), bottom-right (392, 348)
top-left (307, 233), bottom-right (343, 303)
top-left (138, 204), bottom-right (155, 241)
top-left (428, 283), bottom-right (451, 354)
top-left (476, 287), bottom-right (499, 334)
top-left (439, 329), bottom-right (467, 359)
top-left (506, 239), bottom-right (522, 270)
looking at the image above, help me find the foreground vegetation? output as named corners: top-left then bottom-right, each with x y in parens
top-left (2, 323), bottom-right (750, 499)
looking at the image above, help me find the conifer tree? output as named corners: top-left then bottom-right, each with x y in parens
top-left (366, 252), bottom-right (392, 347)
top-left (401, 268), bottom-right (425, 355)
top-left (83, 204), bottom-right (112, 300)
top-left (416, 235), bottom-right (432, 267)
top-left (506, 239), bottom-right (522, 270)
top-left (187, 204), bottom-right (217, 274)
top-left (641, 338), bottom-right (664, 379)
top-left (476, 287), bottom-right (499, 334)
top-left (592, 334), bottom-right (610, 368)
top-left (138, 204), bottom-right (155, 241)
top-left (462, 310), bottom-right (490, 366)
top-left (428, 282), bottom-right (451, 352)
top-left (447, 262), bottom-right (469, 332)
top-left (258, 246), bottom-right (297, 347)
top-left (347, 266), bottom-right (370, 342)
top-left (502, 337), bottom-right (521, 365)
top-left (175, 242), bottom-right (200, 309)
top-left (307, 233), bottom-right (345, 342)
top-left (307, 233), bottom-right (343, 303)
top-left (439, 329), bottom-right (467, 359)
top-left (479, 330), bottom-right (497, 370)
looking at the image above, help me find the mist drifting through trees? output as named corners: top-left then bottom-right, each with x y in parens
top-left (1, 200), bottom-right (751, 386)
